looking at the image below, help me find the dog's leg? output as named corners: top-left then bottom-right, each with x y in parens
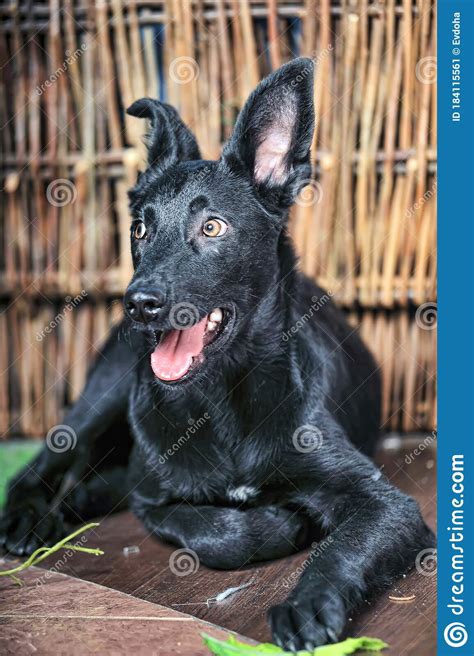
top-left (268, 411), bottom-right (434, 651)
top-left (0, 323), bottom-right (135, 555)
top-left (138, 504), bottom-right (310, 569)
top-left (60, 464), bottom-right (130, 520)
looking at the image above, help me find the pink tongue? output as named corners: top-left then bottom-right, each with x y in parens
top-left (151, 316), bottom-right (208, 381)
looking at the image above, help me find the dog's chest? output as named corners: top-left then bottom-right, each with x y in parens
top-left (158, 450), bottom-right (262, 505)
top-left (132, 388), bottom-right (280, 505)
top-left (151, 424), bottom-right (265, 505)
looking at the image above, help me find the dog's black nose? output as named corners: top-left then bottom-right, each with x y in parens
top-left (125, 291), bottom-right (165, 323)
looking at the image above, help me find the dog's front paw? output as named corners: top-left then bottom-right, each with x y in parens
top-left (268, 587), bottom-right (346, 652)
top-left (0, 497), bottom-right (66, 556)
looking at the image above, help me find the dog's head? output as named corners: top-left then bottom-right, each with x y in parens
top-left (124, 58), bottom-right (314, 388)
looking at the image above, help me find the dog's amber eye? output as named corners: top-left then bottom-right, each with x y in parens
top-left (202, 218), bottom-right (227, 238)
top-left (133, 221), bottom-right (147, 240)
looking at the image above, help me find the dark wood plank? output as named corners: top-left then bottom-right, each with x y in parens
top-left (0, 565), bottom-right (255, 655)
top-left (25, 440), bottom-right (435, 654)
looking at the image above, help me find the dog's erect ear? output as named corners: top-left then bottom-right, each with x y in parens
top-left (127, 99), bottom-right (201, 169)
top-left (223, 58), bottom-right (315, 208)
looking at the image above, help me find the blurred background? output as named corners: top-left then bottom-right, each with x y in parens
top-left (0, 0), bottom-right (436, 450)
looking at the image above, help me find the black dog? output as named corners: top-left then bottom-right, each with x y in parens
top-left (1, 58), bottom-right (433, 651)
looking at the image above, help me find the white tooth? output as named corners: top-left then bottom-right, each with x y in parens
top-left (207, 320), bottom-right (217, 332)
top-left (210, 308), bottom-right (223, 323)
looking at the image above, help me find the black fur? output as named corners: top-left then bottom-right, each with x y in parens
top-left (0, 59), bottom-right (434, 651)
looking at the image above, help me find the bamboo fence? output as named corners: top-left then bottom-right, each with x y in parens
top-left (0, 0), bottom-right (436, 437)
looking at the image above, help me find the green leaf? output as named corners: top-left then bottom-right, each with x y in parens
top-left (314, 637), bottom-right (388, 655)
top-left (227, 637), bottom-right (284, 653)
top-left (202, 634), bottom-right (286, 655)
top-left (202, 633), bottom-right (388, 656)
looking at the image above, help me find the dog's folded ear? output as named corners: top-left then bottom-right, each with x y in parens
top-left (223, 58), bottom-right (315, 209)
top-left (127, 99), bottom-right (201, 169)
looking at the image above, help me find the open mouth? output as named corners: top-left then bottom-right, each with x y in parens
top-left (150, 307), bottom-right (232, 383)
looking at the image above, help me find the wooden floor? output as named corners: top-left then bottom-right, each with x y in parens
top-left (0, 565), bottom-right (255, 655)
top-left (1, 439), bottom-right (436, 655)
